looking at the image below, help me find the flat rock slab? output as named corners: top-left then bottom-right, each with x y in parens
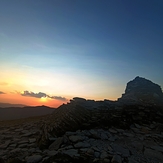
top-left (144, 148), bottom-right (163, 161)
top-left (49, 137), bottom-right (63, 150)
top-left (26, 155), bottom-right (42, 163)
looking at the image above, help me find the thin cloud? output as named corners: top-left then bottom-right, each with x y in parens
top-left (20, 90), bottom-right (67, 101)
top-left (21, 91), bottom-right (46, 98)
top-left (0, 91), bottom-right (5, 94)
top-left (0, 82), bottom-right (9, 86)
top-left (50, 96), bottom-right (67, 101)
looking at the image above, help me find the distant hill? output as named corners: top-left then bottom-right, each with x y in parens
top-left (0, 105), bottom-right (56, 120)
top-left (0, 102), bottom-right (26, 108)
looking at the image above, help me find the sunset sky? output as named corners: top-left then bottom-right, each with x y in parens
top-left (0, 0), bottom-right (163, 107)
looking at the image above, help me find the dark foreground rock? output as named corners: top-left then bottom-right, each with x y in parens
top-left (1, 121), bottom-right (163, 163)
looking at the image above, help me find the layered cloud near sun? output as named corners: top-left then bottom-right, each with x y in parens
top-left (0, 91), bottom-right (5, 94)
top-left (20, 90), bottom-right (67, 101)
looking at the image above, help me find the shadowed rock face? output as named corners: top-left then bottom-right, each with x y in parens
top-left (119, 76), bottom-right (163, 105)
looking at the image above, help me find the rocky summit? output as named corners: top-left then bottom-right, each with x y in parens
top-left (0, 77), bottom-right (163, 163)
top-left (118, 76), bottom-right (163, 105)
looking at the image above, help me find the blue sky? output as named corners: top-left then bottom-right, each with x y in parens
top-left (0, 0), bottom-right (163, 106)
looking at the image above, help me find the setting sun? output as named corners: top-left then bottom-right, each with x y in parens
top-left (40, 97), bottom-right (48, 102)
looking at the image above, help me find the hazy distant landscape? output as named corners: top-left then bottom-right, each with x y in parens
top-left (0, 105), bottom-right (55, 120)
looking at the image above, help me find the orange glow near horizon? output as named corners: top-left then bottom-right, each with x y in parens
top-left (0, 93), bottom-right (66, 108)
top-left (40, 97), bottom-right (48, 102)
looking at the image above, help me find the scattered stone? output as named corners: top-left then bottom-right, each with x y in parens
top-left (104, 158), bottom-right (110, 163)
top-left (63, 149), bottom-right (80, 157)
top-left (69, 135), bottom-right (85, 143)
top-left (144, 148), bottom-right (163, 161)
top-left (0, 140), bottom-right (11, 149)
top-left (100, 151), bottom-right (109, 159)
top-left (150, 145), bottom-right (163, 152)
top-left (111, 155), bottom-right (122, 163)
top-left (109, 129), bottom-right (118, 134)
top-left (94, 151), bottom-right (100, 158)
top-left (74, 141), bottom-right (90, 148)
top-left (111, 144), bottom-right (130, 157)
top-left (101, 132), bottom-right (108, 140)
top-left (47, 150), bottom-right (58, 156)
top-left (29, 138), bottom-right (36, 143)
top-left (48, 137), bottom-right (63, 150)
top-left (25, 155), bottom-right (42, 163)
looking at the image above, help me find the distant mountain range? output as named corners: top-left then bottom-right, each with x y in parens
top-left (0, 105), bottom-right (55, 120)
top-left (0, 102), bottom-right (27, 108)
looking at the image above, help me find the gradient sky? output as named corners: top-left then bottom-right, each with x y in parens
top-left (0, 0), bottom-right (163, 107)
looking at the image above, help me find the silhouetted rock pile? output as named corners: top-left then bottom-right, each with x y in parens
top-left (118, 76), bottom-right (163, 105)
top-left (0, 77), bottom-right (163, 163)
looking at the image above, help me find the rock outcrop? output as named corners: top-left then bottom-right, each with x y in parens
top-left (118, 76), bottom-right (163, 105)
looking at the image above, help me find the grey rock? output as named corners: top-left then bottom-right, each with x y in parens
top-left (111, 144), bottom-right (130, 157)
top-left (131, 141), bottom-right (143, 152)
top-left (108, 145), bottom-right (113, 151)
top-left (21, 130), bottom-right (29, 134)
top-left (18, 144), bottom-right (27, 148)
top-left (0, 140), bottom-right (11, 149)
top-left (134, 123), bottom-right (141, 129)
top-left (18, 140), bottom-right (29, 144)
top-left (86, 148), bottom-right (94, 156)
top-left (150, 145), bottom-right (163, 152)
top-left (89, 129), bottom-right (100, 139)
top-left (144, 148), bottom-right (163, 161)
top-left (22, 132), bottom-right (33, 137)
top-left (9, 144), bottom-right (17, 148)
top-left (100, 151), bottom-right (109, 159)
top-left (118, 76), bottom-right (163, 105)
top-left (103, 158), bottom-right (110, 163)
top-left (101, 132), bottom-right (108, 140)
top-left (93, 158), bottom-right (100, 162)
top-left (128, 158), bottom-right (139, 163)
top-left (69, 135), bottom-right (85, 143)
top-left (109, 129), bottom-right (118, 134)
top-left (74, 141), bottom-right (90, 148)
top-left (26, 155), bottom-right (42, 163)
top-left (109, 136), bottom-right (116, 142)
top-left (65, 131), bottom-right (77, 136)
top-left (94, 151), bottom-right (100, 158)
top-left (49, 137), bottom-right (63, 150)
top-left (10, 148), bottom-right (21, 154)
top-left (29, 138), bottom-right (36, 143)
top-left (28, 148), bottom-right (36, 153)
top-left (47, 150), bottom-right (58, 156)
top-left (63, 149), bottom-right (80, 157)
top-left (123, 132), bottom-right (135, 137)
top-left (111, 155), bottom-right (122, 163)
top-left (80, 148), bottom-right (88, 153)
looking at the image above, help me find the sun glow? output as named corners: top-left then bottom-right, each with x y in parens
top-left (40, 97), bottom-right (48, 102)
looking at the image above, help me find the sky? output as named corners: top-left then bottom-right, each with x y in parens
top-left (0, 0), bottom-right (163, 107)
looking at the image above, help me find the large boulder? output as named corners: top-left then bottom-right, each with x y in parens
top-left (118, 76), bottom-right (163, 105)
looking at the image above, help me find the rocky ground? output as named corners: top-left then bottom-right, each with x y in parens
top-left (0, 122), bottom-right (163, 163)
top-left (0, 104), bottom-right (163, 163)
